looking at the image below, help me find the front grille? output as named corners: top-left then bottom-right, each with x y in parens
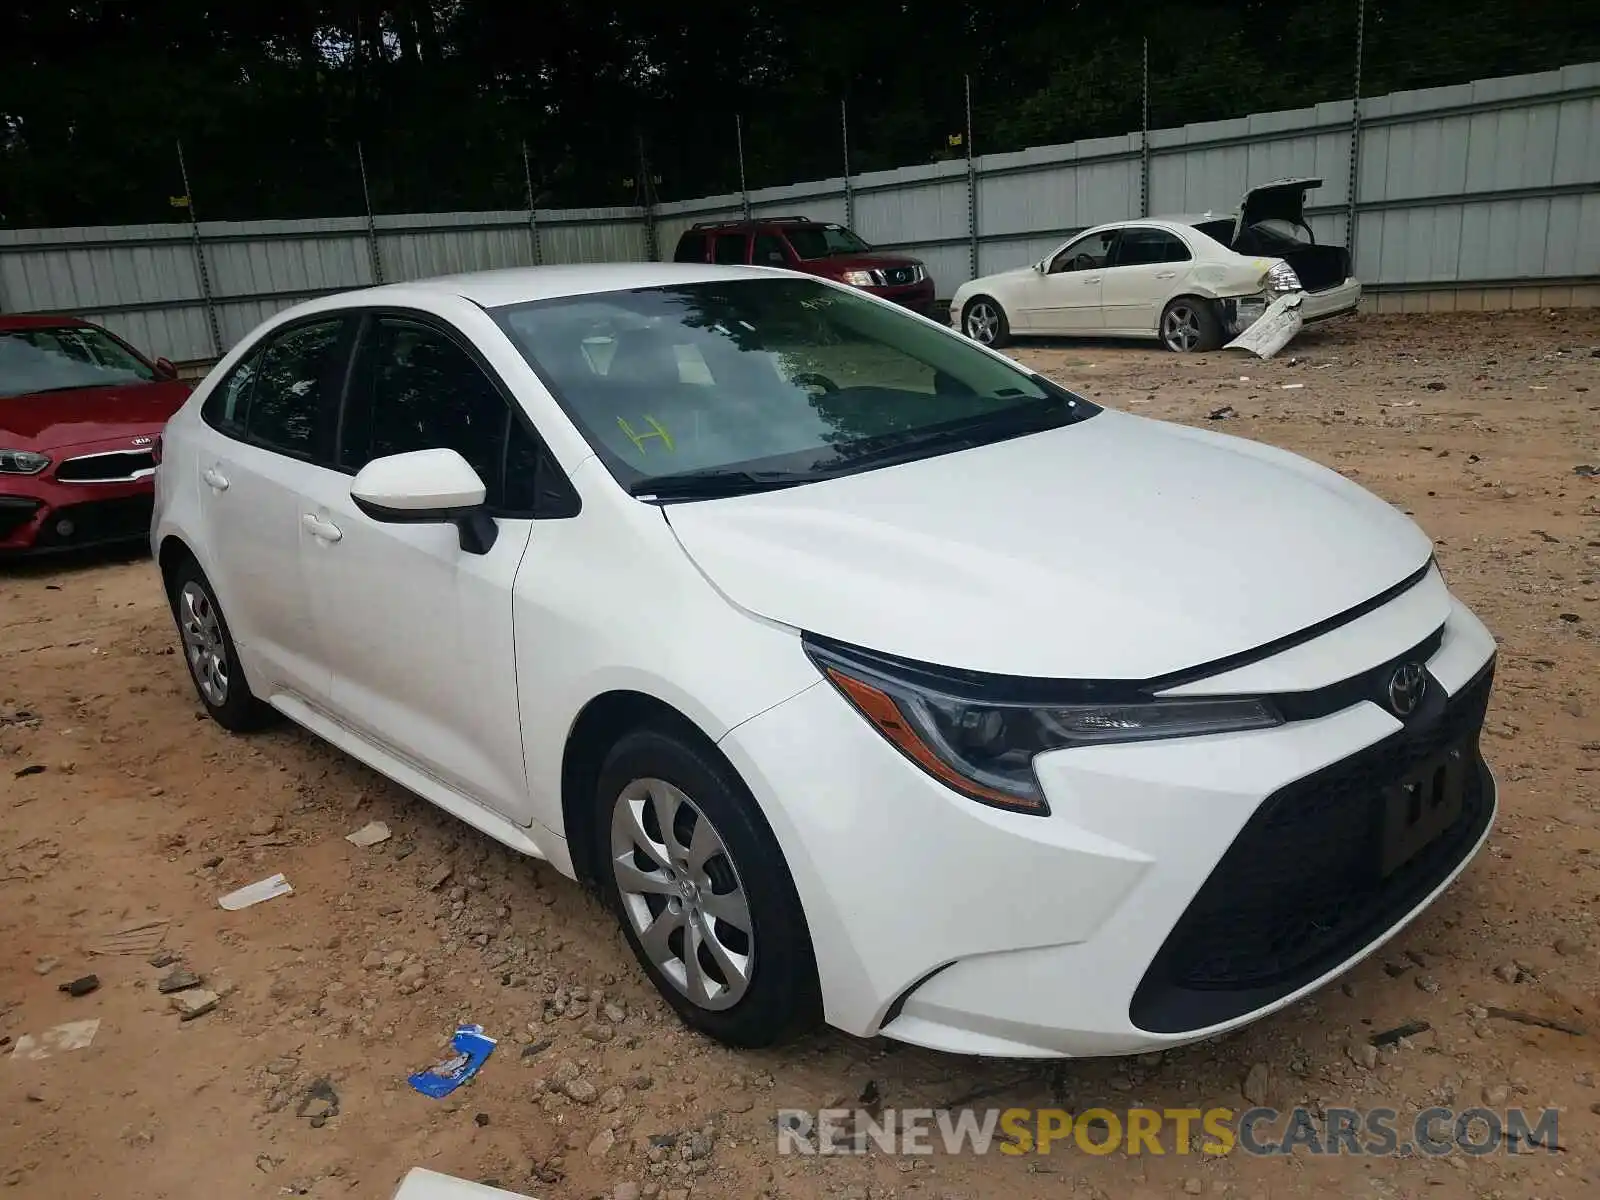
top-left (32, 495), bottom-right (155, 548)
top-left (55, 450), bottom-right (156, 483)
top-left (877, 266), bottom-right (921, 287)
top-left (1130, 662), bottom-right (1495, 1035)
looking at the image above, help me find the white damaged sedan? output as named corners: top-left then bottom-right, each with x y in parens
top-left (153, 261), bottom-right (1492, 1058)
top-left (953, 177), bottom-right (1363, 352)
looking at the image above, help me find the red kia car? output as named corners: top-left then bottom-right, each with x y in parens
top-left (673, 217), bottom-right (937, 314)
top-left (0, 315), bottom-right (191, 556)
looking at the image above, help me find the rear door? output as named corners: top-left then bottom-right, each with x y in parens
top-left (1099, 226), bottom-right (1193, 334)
top-left (194, 316), bottom-right (356, 704)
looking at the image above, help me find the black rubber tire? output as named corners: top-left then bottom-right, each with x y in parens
top-left (1159, 296), bottom-right (1224, 352)
top-left (164, 556), bottom-right (275, 732)
top-left (594, 724), bottom-right (821, 1049)
top-left (962, 295), bottom-right (1012, 348)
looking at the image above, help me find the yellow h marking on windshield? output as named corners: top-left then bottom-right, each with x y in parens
top-left (617, 415), bottom-right (675, 453)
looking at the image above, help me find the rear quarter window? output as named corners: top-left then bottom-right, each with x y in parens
top-left (674, 234), bottom-right (708, 263)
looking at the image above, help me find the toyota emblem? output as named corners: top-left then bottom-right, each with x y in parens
top-left (1387, 662), bottom-right (1427, 717)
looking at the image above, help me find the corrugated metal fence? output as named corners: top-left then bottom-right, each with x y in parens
top-left (2, 63), bottom-right (1596, 364)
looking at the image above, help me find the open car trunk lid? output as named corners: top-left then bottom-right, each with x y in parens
top-left (1231, 176), bottom-right (1351, 292)
top-left (1234, 176), bottom-right (1322, 241)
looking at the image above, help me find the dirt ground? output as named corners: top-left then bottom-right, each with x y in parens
top-left (3, 309), bottom-right (1599, 1200)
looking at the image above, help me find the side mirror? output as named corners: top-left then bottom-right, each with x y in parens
top-left (350, 448), bottom-right (499, 555)
top-left (154, 356), bottom-right (179, 379)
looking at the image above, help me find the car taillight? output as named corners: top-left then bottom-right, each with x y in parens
top-left (151, 435), bottom-right (163, 465)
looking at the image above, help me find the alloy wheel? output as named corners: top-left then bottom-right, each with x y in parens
top-left (1162, 303), bottom-right (1203, 352)
top-left (178, 580), bottom-right (229, 706)
top-left (965, 301), bottom-right (999, 345)
top-left (610, 776), bottom-right (754, 1011)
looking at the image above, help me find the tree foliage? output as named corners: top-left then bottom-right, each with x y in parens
top-left (1, 0), bottom-right (1593, 226)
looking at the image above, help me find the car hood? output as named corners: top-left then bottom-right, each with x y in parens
top-left (663, 410), bottom-right (1433, 679)
top-left (0, 380), bottom-right (190, 451)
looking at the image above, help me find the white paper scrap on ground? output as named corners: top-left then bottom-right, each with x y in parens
top-left (345, 820), bottom-right (392, 848)
top-left (11, 1019), bottom-right (101, 1061)
top-left (1225, 291), bottom-right (1304, 359)
top-left (218, 873), bottom-right (293, 911)
top-left (391, 1168), bottom-right (536, 1199)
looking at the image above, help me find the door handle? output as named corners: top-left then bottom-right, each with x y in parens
top-left (302, 513), bottom-right (343, 544)
top-left (202, 467), bottom-right (229, 492)
top-left (1083, 277), bottom-right (1101, 285)
top-left (1155, 271), bottom-right (1178, 280)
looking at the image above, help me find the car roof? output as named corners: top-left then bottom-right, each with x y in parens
top-left (0, 313), bottom-right (93, 331)
top-left (310, 262), bottom-right (790, 311)
top-left (1158, 212), bottom-right (1234, 227)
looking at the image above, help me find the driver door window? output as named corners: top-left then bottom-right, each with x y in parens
top-left (1016, 231), bottom-right (1118, 334)
top-left (1049, 230), bottom-right (1118, 274)
top-left (339, 318), bottom-right (513, 505)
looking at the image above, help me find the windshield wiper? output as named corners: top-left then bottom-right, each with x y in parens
top-left (831, 401), bottom-right (1073, 471)
top-left (629, 468), bottom-right (811, 501)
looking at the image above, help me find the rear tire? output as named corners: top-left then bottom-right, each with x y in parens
top-left (1159, 297), bottom-right (1223, 352)
top-left (164, 558), bottom-right (274, 732)
top-left (594, 724), bottom-right (821, 1048)
top-left (963, 296), bottom-right (1011, 348)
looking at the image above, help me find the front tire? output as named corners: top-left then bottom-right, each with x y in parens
top-left (1159, 297), bottom-right (1223, 352)
top-left (595, 725), bottom-right (820, 1048)
top-left (963, 296), bottom-right (1011, 348)
top-left (165, 558), bottom-right (273, 732)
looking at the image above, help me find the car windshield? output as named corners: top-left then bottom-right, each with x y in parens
top-left (783, 224), bottom-right (872, 259)
top-left (492, 277), bottom-right (1100, 498)
top-left (0, 325), bottom-right (157, 398)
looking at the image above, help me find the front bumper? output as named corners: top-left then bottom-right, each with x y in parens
top-left (866, 277), bottom-right (937, 314)
top-left (0, 435), bottom-right (160, 556)
top-left (0, 479), bottom-right (156, 556)
top-left (719, 582), bottom-right (1498, 1058)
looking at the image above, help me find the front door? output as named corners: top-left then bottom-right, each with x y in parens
top-left (298, 313), bottom-right (536, 823)
top-left (1010, 229), bottom-right (1118, 334)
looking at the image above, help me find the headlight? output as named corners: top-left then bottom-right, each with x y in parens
top-left (839, 270), bottom-right (876, 287)
top-left (1265, 261), bottom-right (1302, 293)
top-left (0, 449), bottom-right (51, 475)
top-left (805, 638), bottom-right (1283, 814)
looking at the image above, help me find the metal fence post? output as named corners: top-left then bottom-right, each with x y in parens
top-left (965, 75), bottom-right (978, 279)
top-left (841, 98), bottom-right (854, 229)
top-left (637, 133), bottom-right (658, 261)
top-left (357, 142), bottom-right (385, 284)
top-left (736, 115), bottom-right (752, 218)
top-left (1347, 0), bottom-right (1366, 264)
top-left (1140, 39), bottom-right (1151, 218)
top-left (175, 139), bottom-right (222, 360)
top-left (521, 141), bottom-right (543, 266)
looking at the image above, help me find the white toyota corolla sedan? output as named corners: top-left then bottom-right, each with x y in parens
top-left (151, 262), bottom-right (1497, 1058)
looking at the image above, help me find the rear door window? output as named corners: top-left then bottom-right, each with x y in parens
top-left (712, 233), bottom-right (749, 265)
top-left (1113, 228), bottom-right (1192, 266)
top-left (244, 318), bottom-right (352, 463)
